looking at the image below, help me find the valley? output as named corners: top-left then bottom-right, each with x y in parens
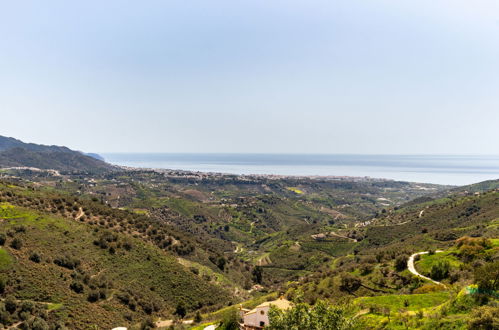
top-left (0, 137), bottom-right (497, 329)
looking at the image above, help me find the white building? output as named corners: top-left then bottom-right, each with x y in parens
top-left (241, 297), bottom-right (292, 329)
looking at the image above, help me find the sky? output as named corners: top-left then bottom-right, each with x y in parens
top-left (1, 0), bottom-right (498, 154)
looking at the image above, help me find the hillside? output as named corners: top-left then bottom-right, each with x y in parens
top-left (2, 167), bottom-right (449, 286)
top-left (0, 182), bottom-right (235, 328)
top-left (263, 187), bottom-right (499, 329)
top-left (0, 136), bottom-right (113, 173)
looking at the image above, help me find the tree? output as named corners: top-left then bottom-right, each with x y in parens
top-left (140, 317), bottom-right (156, 330)
top-left (252, 266), bottom-right (263, 284)
top-left (267, 300), bottom-right (355, 330)
top-left (194, 310), bottom-right (202, 323)
top-left (474, 261), bottom-right (499, 293)
top-left (70, 281), bottom-right (84, 294)
top-left (174, 302), bottom-right (187, 318)
top-left (31, 317), bottom-right (50, 330)
top-left (218, 307), bottom-right (239, 330)
top-left (430, 260), bottom-right (450, 281)
top-left (216, 257), bottom-right (226, 271)
top-left (339, 273), bottom-right (361, 293)
top-left (5, 295), bottom-right (17, 313)
top-left (395, 255), bottom-right (407, 272)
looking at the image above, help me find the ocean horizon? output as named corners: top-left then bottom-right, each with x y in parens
top-left (101, 153), bottom-right (499, 186)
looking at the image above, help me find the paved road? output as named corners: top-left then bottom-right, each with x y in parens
top-left (407, 250), bottom-right (445, 285)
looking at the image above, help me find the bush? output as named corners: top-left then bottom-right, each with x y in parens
top-left (474, 261), bottom-right (499, 292)
top-left (5, 295), bottom-right (17, 313)
top-left (10, 237), bottom-right (23, 250)
top-left (252, 266), bottom-right (263, 284)
top-left (175, 302), bottom-right (187, 318)
top-left (87, 290), bottom-right (100, 302)
top-left (31, 317), bottom-right (50, 330)
top-left (413, 284), bottom-right (445, 294)
top-left (339, 273), bottom-right (361, 293)
top-left (0, 277), bottom-right (6, 294)
top-left (140, 317), bottom-right (155, 330)
top-left (54, 255), bottom-right (80, 270)
top-left (467, 306), bottom-right (499, 329)
top-left (219, 307), bottom-right (239, 330)
top-left (360, 263), bottom-right (373, 275)
top-left (430, 261), bottom-right (450, 281)
top-left (0, 234), bottom-right (6, 245)
top-left (268, 300), bottom-right (355, 330)
top-left (395, 255), bottom-right (407, 271)
top-left (29, 252), bottom-right (41, 263)
top-left (70, 281), bottom-right (84, 294)
top-left (194, 310), bottom-right (202, 323)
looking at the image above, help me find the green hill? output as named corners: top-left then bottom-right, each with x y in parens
top-left (0, 183), bottom-right (234, 328)
top-left (0, 136), bottom-right (113, 173)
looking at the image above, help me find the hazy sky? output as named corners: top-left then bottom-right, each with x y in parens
top-left (1, 0), bottom-right (498, 154)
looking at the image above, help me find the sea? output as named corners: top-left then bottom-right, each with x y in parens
top-left (101, 153), bottom-right (499, 186)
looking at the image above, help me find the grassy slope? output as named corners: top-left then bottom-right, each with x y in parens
top-left (361, 190), bottom-right (499, 249)
top-left (0, 201), bottom-right (231, 328)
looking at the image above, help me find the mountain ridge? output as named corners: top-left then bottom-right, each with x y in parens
top-left (0, 136), bottom-right (113, 173)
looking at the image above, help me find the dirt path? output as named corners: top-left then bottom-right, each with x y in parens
top-left (233, 243), bottom-right (244, 253)
top-left (249, 221), bottom-right (256, 233)
top-left (155, 319), bottom-right (193, 328)
top-left (407, 250), bottom-right (444, 285)
top-left (8, 321), bottom-right (22, 329)
top-left (330, 231), bottom-right (357, 242)
top-left (75, 207), bottom-right (84, 220)
top-left (155, 319), bottom-right (173, 328)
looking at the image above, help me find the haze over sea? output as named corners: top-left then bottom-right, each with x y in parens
top-left (102, 154), bottom-right (499, 186)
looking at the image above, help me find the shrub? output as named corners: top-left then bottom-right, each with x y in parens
top-left (339, 273), bottom-right (361, 293)
top-left (175, 302), bottom-right (187, 318)
top-left (474, 261), bottom-right (499, 292)
top-left (29, 252), bottom-right (41, 263)
top-left (0, 234), bottom-right (6, 245)
top-left (360, 263), bottom-right (373, 275)
top-left (467, 306), bottom-right (499, 329)
top-left (430, 261), bottom-right (450, 281)
top-left (194, 310), bottom-right (202, 323)
top-left (268, 300), bottom-right (355, 330)
top-left (87, 290), bottom-right (100, 302)
top-left (70, 281), bottom-right (84, 294)
top-left (413, 284), bottom-right (445, 294)
top-left (395, 255), bottom-right (407, 272)
top-left (54, 255), bottom-right (80, 270)
top-left (252, 266), bottom-right (263, 284)
top-left (219, 307), bottom-right (239, 330)
top-left (0, 277), bottom-right (5, 294)
top-left (5, 295), bottom-right (17, 313)
top-left (31, 317), bottom-right (50, 330)
top-left (10, 237), bottom-right (23, 250)
top-left (20, 301), bottom-right (34, 313)
top-left (140, 317), bottom-right (155, 330)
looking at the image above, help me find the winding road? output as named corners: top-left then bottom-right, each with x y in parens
top-left (407, 250), bottom-right (445, 286)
